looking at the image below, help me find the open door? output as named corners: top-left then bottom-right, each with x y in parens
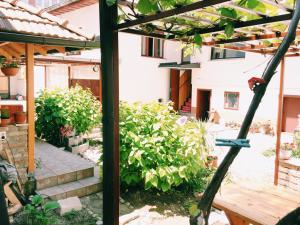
top-left (170, 69), bottom-right (180, 110)
top-left (196, 89), bottom-right (211, 120)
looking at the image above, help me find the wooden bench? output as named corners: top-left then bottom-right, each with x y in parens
top-left (212, 184), bottom-right (300, 225)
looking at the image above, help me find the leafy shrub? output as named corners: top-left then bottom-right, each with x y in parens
top-left (35, 85), bottom-right (101, 146)
top-left (119, 102), bottom-right (209, 192)
top-left (23, 195), bottom-right (59, 225)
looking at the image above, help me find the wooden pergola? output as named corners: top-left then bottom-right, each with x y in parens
top-left (0, 0), bottom-right (99, 173)
top-left (100, 0), bottom-right (300, 224)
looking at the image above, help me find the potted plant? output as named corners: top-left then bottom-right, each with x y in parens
top-left (1, 109), bottom-right (11, 127)
top-left (0, 60), bottom-right (20, 77)
top-left (14, 111), bottom-right (27, 124)
top-left (280, 142), bottom-right (296, 160)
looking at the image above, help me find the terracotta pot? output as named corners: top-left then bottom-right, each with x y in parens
top-left (0, 118), bottom-right (11, 127)
top-left (14, 112), bottom-right (27, 124)
top-left (1, 67), bottom-right (19, 76)
top-left (206, 155), bottom-right (218, 168)
top-left (280, 150), bottom-right (292, 160)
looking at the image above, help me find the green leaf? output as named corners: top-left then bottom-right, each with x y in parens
top-left (136, 0), bottom-right (159, 14)
top-left (44, 201), bottom-right (59, 212)
top-left (218, 7), bottom-right (237, 19)
top-left (31, 195), bottom-right (43, 206)
top-left (225, 23), bottom-right (234, 38)
top-left (194, 34), bottom-right (202, 47)
top-left (247, 0), bottom-right (259, 9)
top-left (189, 204), bottom-right (200, 217)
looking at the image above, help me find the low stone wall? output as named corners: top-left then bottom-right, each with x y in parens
top-left (279, 159), bottom-right (300, 192)
top-left (0, 124), bottom-right (28, 187)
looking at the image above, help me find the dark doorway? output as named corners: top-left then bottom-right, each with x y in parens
top-left (196, 89), bottom-right (211, 120)
top-left (170, 69), bottom-right (192, 112)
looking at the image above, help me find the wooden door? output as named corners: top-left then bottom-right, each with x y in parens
top-left (170, 69), bottom-right (180, 111)
top-left (70, 79), bottom-right (102, 101)
top-left (196, 89), bottom-right (211, 120)
top-left (282, 96), bottom-right (300, 132)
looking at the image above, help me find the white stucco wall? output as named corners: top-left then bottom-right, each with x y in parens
top-left (59, 3), bottom-right (182, 103)
top-left (189, 46), bottom-right (293, 125)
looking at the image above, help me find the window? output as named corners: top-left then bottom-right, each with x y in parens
top-left (224, 92), bottom-right (239, 110)
top-left (141, 37), bottom-right (164, 58)
top-left (0, 76), bottom-right (10, 99)
top-left (211, 47), bottom-right (245, 60)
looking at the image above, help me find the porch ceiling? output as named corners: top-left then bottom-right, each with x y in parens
top-left (116, 0), bottom-right (300, 56)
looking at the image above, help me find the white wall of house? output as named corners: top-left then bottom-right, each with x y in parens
top-left (188, 46), bottom-right (300, 126)
top-left (59, 3), bottom-right (182, 103)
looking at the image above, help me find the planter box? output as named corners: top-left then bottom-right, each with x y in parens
top-left (71, 142), bottom-right (89, 155)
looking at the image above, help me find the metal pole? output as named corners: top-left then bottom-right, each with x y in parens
top-left (99, 1), bottom-right (120, 225)
top-left (274, 58), bottom-right (285, 185)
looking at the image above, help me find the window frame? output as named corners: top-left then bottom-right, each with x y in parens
top-left (224, 91), bottom-right (240, 110)
top-left (211, 47), bottom-right (245, 60)
top-left (141, 37), bottom-right (164, 59)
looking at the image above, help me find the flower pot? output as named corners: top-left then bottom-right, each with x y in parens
top-left (0, 118), bottom-right (11, 127)
top-left (280, 150), bottom-right (292, 160)
top-left (1, 67), bottom-right (19, 76)
top-left (206, 155), bottom-right (218, 168)
top-left (14, 112), bottom-right (26, 124)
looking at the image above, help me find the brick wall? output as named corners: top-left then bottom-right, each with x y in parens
top-left (0, 125), bottom-right (28, 187)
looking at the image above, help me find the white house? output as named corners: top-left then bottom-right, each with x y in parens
top-left (2, 0), bottom-right (300, 133)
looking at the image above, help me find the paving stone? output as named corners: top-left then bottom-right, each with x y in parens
top-left (58, 197), bottom-right (82, 216)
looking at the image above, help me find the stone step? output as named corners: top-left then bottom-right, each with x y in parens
top-left (35, 163), bottom-right (94, 190)
top-left (36, 176), bottom-right (102, 201)
top-left (71, 142), bottom-right (90, 155)
top-left (67, 135), bottom-right (84, 147)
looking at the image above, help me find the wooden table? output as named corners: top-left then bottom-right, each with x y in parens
top-left (212, 184), bottom-right (300, 225)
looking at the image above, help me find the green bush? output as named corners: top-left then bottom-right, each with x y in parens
top-left (35, 85), bottom-right (101, 146)
top-left (119, 102), bottom-right (209, 192)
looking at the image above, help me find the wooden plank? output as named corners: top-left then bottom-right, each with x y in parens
top-left (212, 185), bottom-right (300, 225)
top-left (26, 44), bottom-right (35, 173)
top-left (274, 58), bottom-right (285, 185)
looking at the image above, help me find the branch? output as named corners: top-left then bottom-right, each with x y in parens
top-left (276, 208), bottom-right (300, 225)
top-left (190, 0), bottom-right (300, 224)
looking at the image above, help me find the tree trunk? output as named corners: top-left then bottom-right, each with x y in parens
top-left (191, 1), bottom-right (300, 224)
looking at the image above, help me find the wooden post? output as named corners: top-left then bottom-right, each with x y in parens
top-left (274, 58), bottom-right (285, 185)
top-left (99, 1), bottom-right (119, 225)
top-left (26, 44), bottom-right (35, 173)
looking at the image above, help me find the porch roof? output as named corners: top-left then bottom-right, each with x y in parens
top-left (0, 0), bottom-right (99, 55)
top-left (116, 0), bottom-right (300, 57)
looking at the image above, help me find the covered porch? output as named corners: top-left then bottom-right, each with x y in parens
top-left (0, 0), bottom-right (99, 190)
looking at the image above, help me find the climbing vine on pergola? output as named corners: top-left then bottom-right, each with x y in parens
top-left (99, 0), bottom-right (300, 225)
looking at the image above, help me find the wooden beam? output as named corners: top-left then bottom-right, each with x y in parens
top-left (190, 13), bottom-right (292, 36)
top-left (204, 30), bottom-right (300, 45)
top-left (274, 58), bottom-right (285, 185)
top-left (2, 46), bottom-right (21, 58)
top-left (26, 44), bottom-right (35, 173)
top-left (34, 45), bottom-right (48, 56)
top-left (0, 48), bottom-right (12, 59)
top-left (116, 0), bottom-right (231, 30)
top-left (9, 43), bottom-right (25, 56)
top-left (100, 1), bottom-right (120, 225)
